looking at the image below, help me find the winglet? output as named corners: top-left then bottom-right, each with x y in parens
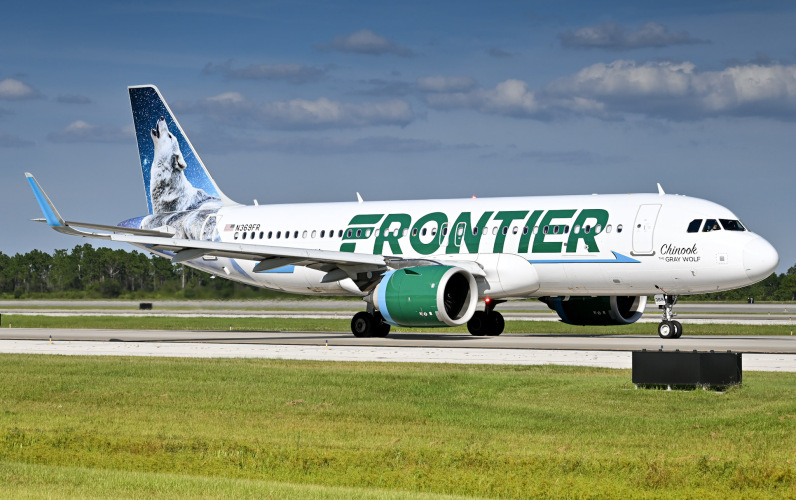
top-left (25, 173), bottom-right (66, 227)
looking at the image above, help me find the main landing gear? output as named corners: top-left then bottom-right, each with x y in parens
top-left (657, 294), bottom-right (682, 339)
top-left (467, 299), bottom-right (505, 336)
top-left (351, 310), bottom-right (391, 338)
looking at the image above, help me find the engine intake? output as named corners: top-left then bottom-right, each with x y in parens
top-left (372, 266), bottom-right (478, 327)
top-left (541, 295), bottom-right (647, 326)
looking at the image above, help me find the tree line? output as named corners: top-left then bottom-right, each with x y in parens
top-left (0, 244), bottom-right (794, 301)
top-left (0, 244), bottom-right (271, 299)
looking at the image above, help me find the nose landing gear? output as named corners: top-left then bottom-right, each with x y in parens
top-left (657, 294), bottom-right (682, 339)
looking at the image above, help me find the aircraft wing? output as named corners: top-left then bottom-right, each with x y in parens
top-left (26, 172), bottom-right (388, 278)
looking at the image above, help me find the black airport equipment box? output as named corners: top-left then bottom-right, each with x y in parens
top-left (632, 350), bottom-right (742, 387)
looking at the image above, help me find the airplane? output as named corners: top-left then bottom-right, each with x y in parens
top-left (26, 85), bottom-right (779, 339)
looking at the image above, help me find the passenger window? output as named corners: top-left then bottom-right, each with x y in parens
top-left (473, 227), bottom-right (479, 235)
top-left (311, 230), bottom-right (316, 238)
top-left (234, 232), bottom-right (239, 240)
top-left (574, 225), bottom-right (580, 234)
top-left (431, 228), bottom-right (437, 236)
top-left (268, 231), bottom-right (273, 239)
top-left (347, 229), bottom-right (352, 238)
top-left (553, 226), bottom-right (559, 235)
top-left (617, 225), bottom-right (623, 233)
top-left (250, 232), bottom-right (255, 239)
top-left (606, 225), bottom-right (612, 233)
top-left (277, 231), bottom-right (281, 239)
top-left (543, 226), bottom-right (549, 234)
top-left (595, 224), bottom-right (602, 233)
top-left (687, 219), bottom-right (702, 233)
top-left (584, 225), bottom-right (591, 234)
top-left (512, 226), bottom-right (518, 235)
top-left (259, 231), bottom-right (264, 239)
top-left (719, 219), bottom-right (746, 231)
top-left (320, 230), bottom-right (325, 238)
top-left (355, 229), bottom-right (361, 238)
top-left (366, 229), bottom-right (372, 237)
top-left (564, 225), bottom-right (570, 234)
top-left (492, 227), bottom-right (498, 235)
top-left (303, 231), bottom-right (308, 238)
top-left (285, 231), bottom-right (290, 239)
top-left (412, 228), bottom-right (418, 237)
top-left (523, 226), bottom-right (528, 235)
top-left (294, 231), bottom-right (298, 238)
top-left (502, 226), bottom-right (508, 235)
top-left (421, 228), bottom-right (427, 236)
top-left (242, 232), bottom-right (247, 240)
top-left (703, 219), bottom-right (721, 232)
top-left (338, 230), bottom-right (343, 237)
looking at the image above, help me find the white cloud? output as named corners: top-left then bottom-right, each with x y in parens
top-left (318, 29), bottom-right (413, 56)
top-left (424, 61), bottom-right (796, 121)
top-left (559, 22), bottom-right (709, 50)
top-left (0, 78), bottom-right (40, 100)
top-left (548, 60), bottom-right (796, 119)
top-left (203, 61), bottom-right (331, 84)
top-left (47, 121), bottom-right (134, 143)
top-left (177, 93), bottom-right (414, 129)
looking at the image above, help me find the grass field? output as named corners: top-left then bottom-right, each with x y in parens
top-left (0, 355), bottom-right (793, 498)
top-left (2, 314), bottom-right (795, 336)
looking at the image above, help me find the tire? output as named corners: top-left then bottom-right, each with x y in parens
top-left (658, 321), bottom-right (675, 339)
top-left (467, 311), bottom-right (487, 336)
top-left (351, 311), bottom-right (374, 338)
top-left (671, 320), bottom-right (683, 339)
top-left (372, 313), bottom-right (391, 338)
top-left (486, 311), bottom-right (505, 336)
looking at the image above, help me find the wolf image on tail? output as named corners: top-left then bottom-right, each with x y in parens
top-left (149, 117), bottom-right (220, 214)
top-left (129, 85), bottom-right (235, 240)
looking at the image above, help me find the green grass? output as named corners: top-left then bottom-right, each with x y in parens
top-left (0, 355), bottom-right (793, 498)
top-left (1, 314), bottom-right (795, 335)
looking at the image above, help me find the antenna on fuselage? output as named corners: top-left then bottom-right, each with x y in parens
top-left (356, 192), bottom-right (364, 203)
top-left (657, 183), bottom-right (665, 196)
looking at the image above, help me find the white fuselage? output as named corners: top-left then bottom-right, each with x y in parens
top-left (141, 192), bottom-right (777, 299)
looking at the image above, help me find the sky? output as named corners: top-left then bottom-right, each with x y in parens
top-left (1, 0), bottom-right (795, 273)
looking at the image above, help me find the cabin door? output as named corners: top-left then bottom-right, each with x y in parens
top-left (632, 204), bottom-right (661, 256)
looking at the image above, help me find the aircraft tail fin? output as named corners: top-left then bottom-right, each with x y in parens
top-left (128, 85), bottom-right (237, 215)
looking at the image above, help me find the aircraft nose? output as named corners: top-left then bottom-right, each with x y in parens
top-left (743, 236), bottom-right (779, 282)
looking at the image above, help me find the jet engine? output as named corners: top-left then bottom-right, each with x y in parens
top-left (541, 295), bottom-right (647, 326)
top-left (371, 266), bottom-right (478, 327)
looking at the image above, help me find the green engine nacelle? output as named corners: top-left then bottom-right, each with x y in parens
top-left (541, 295), bottom-right (648, 326)
top-left (372, 266), bottom-right (478, 327)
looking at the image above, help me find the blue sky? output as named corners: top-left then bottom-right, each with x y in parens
top-left (2, 0), bottom-right (795, 273)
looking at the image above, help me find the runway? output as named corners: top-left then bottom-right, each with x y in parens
top-left (2, 300), bottom-right (796, 324)
top-left (1, 329), bottom-right (794, 371)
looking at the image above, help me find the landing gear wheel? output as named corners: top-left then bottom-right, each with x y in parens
top-left (351, 311), bottom-right (375, 338)
top-left (671, 320), bottom-right (683, 339)
top-left (658, 321), bottom-right (675, 339)
top-left (468, 311), bottom-right (505, 336)
top-left (486, 311), bottom-right (505, 336)
top-left (467, 311), bottom-right (488, 336)
top-left (371, 312), bottom-right (391, 338)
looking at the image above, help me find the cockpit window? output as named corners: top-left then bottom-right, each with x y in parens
top-left (687, 219), bottom-right (702, 233)
top-left (703, 219), bottom-right (721, 232)
top-left (719, 219), bottom-right (746, 231)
